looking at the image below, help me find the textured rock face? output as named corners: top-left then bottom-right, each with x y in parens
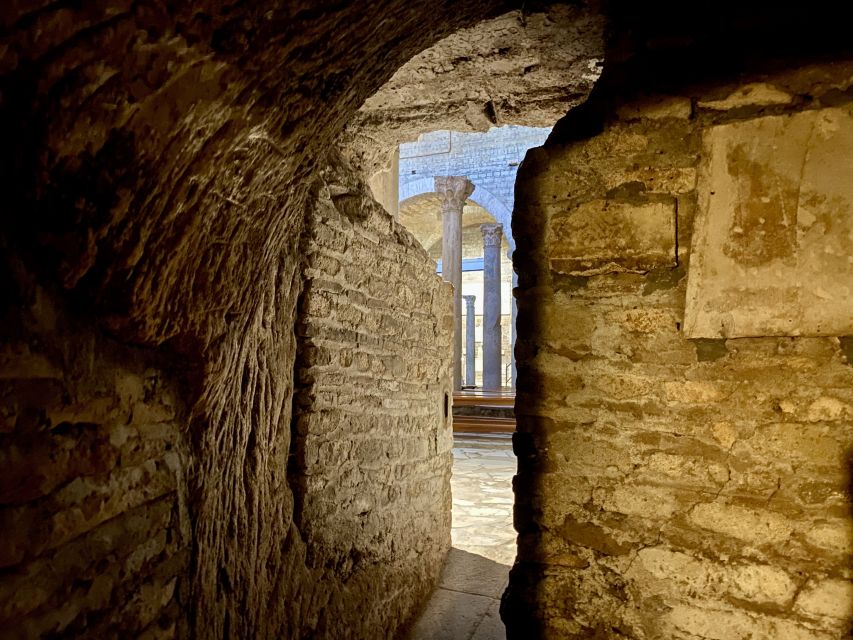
top-left (288, 153), bottom-right (454, 637)
top-left (0, 258), bottom-right (189, 638)
top-left (4, 2), bottom-right (853, 639)
top-left (506, 53), bottom-right (853, 639)
top-left (685, 107), bottom-right (853, 338)
top-left (345, 5), bottom-right (604, 172)
top-left (0, 1), bottom-right (511, 638)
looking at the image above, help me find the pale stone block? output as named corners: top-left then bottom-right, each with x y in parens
top-left (635, 547), bottom-right (708, 585)
top-left (685, 108), bottom-right (853, 338)
top-left (667, 603), bottom-right (826, 640)
top-left (689, 502), bottom-right (794, 545)
top-left (730, 563), bottom-right (797, 606)
top-left (806, 396), bottom-right (853, 422)
top-left (711, 421), bottom-right (738, 449)
top-left (698, 83), bottom-right (793, 110)
top-left (736, 422), bottom-right (844, 467)
top-left (663, 380), bottom-right (721, 403)
top-left (603, 485), bottom-right (678, 519)
top-left (549, 199), bottom-right (677, 275)
top-left (795, 578), bottom-right (853, 619)
top-left (601, 166), bottom-right (698, 194)
top-left (805, 520), bottom-right (853, 556)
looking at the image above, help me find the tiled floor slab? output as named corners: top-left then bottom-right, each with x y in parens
top-left (406, 434), bottom-right (516, 639)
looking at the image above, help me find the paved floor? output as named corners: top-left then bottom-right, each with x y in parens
top-left (451, 433), bottom-right (516, 566)
top-left (406, 434), bottom-right (516, 640)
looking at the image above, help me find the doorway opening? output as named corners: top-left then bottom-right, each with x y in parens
top-left (391, 125), bottom-right (550, 639)
top-left (338, 5), bottom-right (603, 637)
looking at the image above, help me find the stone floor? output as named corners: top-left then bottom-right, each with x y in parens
top-left (406, 433), bottom-right (516, 640)
top-left (450, 433), bottom-right (516, 566)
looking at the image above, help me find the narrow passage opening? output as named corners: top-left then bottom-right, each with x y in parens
top-left (393, 125), bottom-right (550, 639)
top-left (340, 7), bottom-right (603, 636)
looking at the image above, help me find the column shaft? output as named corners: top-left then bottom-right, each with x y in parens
top-left (481, 223), bottom-right (503, 390)
top-left (511, 266), bottom-right (518, 389)
top-left (435, 176), bottom-right (475, 391)
top-left (463, 295), bottom-right (476, 387)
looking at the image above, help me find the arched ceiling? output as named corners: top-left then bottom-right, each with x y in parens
top-left (342, 4), bottom-right (605, 173)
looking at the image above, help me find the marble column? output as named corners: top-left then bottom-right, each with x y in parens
top-left (435, 176), bottom-right (475, 390)
top-left (509, 250), bottom-right (518, 389)
top-left (463, 295), bottom-right (476, 387)
top-left (481, 223), bottom-right (503, 390)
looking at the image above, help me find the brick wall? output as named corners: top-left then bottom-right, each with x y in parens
top-left (0, 260), bottom-right (189, 639)
top-left (289, 156), bottom-right (455, 637)
top-left (505, 62), bottom-right (853, 638)
top-left (0, 2), bottom-right (503, 637)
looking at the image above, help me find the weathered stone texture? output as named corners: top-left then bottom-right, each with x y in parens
top-left (345, 5), bottom-right (604, 173)
top-left (0, 263), bottom-right (189, 639)
top-left (549, 199), bottom-right (677, 275)
top-left (0, 2), bottom-right (516, 638)
top-left (288, 155), bottom-right (454, 637)
top-left (506, 61), bottom-right (853, 639)
top-left (685, 107), bottom-right (853, 338)
top-left (399, 125), bottom-right (551, 243)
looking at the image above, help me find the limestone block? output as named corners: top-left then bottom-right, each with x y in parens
top-left (730, 563), bottom-right (797, 606)
top-left (667, 603), bottom-right (827, 640)
top-left (604, 167), bottom-right (698, 195)
top-left (549, 199), bottom-right (677, 275)
top-left (805, 520), bottom-right (853, 557)
top-left (698, 83), bottom-right (793, 110)
top-left (685, 108), bottom-right (853, 337)
top-left (688, 501), bottom-right (794, 546)
top-left (795, 578), bottom-right (853, 619)
top-left (602, 485), bottom-right (679, 519)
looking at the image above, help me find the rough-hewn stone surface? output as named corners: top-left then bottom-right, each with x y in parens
top-left (685, 108), bottom-right (853, 338)
top-left (506, 57), bottom-right (853, 639)
top-left (399, 125), bottom-right (551, 248)
top-left (0, 256), bottom-right (189, 639)
top-left (0, 1), bottom-right (515, 638)
top-left (288, 154), bottom-right (454, 638)
top-left (4, 2), bottom-right (853, 639)
top-left (344, 5), bottom-right (604, 174)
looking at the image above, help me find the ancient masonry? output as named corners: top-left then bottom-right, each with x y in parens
top-left (399, 126), bottom-right (551, 234)
top-left (1, 2), bottom-right (853, 640)
top-left (290, 156), bottom-right (454, 636)
top-left (505, 63), bottom-right (853, 639)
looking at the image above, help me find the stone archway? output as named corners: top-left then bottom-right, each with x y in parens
top-left (400, 177), bottom-right (515, 251)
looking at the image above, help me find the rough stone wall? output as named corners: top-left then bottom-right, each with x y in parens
top-left (288, 156), bottom-right (454, 638)
top-left (0, 256), bottom-right (189, 639)
top-left (0, 1), bottom-right (520, 638)
top-left (505, 60), bottom-right (853, 639)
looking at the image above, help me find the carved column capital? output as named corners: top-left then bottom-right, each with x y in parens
top-left (435, 176), bottom-right (475, 214)
top-left (463, 295), bottom-right (476, 308)
top-left (480, 223), bottom-right (504, 248)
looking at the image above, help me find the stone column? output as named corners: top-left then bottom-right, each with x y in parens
top-left (481, 223), bottom-right (503, 390)
top-left (463, 295), bottom-right (476, 387)
top-left (435, 176), bottom-right (475, 390)
top-left (509, 251), bottom-right (518, 389)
